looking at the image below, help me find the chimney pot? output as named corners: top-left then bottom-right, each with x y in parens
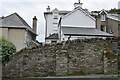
top-left (47, 6), bottom-right (50, 12)
top-left (74, 0), bottom-right (83, 9)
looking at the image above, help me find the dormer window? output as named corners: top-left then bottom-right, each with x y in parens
top-left (53, 12), bottom-right (58, 19)
top-left (101, 14), bottom-right (106, 21)
top-left (99, 9), bottom-right (107, 22)
top-left (52, 8), bottom-right (59, 19)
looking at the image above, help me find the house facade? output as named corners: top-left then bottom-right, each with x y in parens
top-left (44, 6), bottom-right (70, 43)
top-left (91, 9), bottom-right (120, 37)
top-left (0, 13), bottom-right (39, 51)
top-left (58, 7), bottom-right (113, 41)
top-left (44, 1), bottom-right (114, 44)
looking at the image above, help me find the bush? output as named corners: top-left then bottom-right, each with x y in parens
top-left (0, 37), bottom-right (16, 61)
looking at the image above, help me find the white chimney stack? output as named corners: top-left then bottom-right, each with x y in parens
top-left (74, 0), bottom-right (83, 9)
top-left (46, 6), bottom-right (50, 12)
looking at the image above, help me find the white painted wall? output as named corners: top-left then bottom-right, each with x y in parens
top-left (45, 13), bottom-right (65, 38)
top-left (45, 7), bottom-right (96, 43)
top-left (61, 9), bottom-right (95, 28)
top-left (45, 14), bottom-right (54, 37)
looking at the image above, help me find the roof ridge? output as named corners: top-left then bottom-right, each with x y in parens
top-left (15, 13), bottom-right (30, 27)
top-left (1, 12), bottom-right (17, 19)
top-left (14, 13), bottom-right (37, 35)
top-left (3, 13), bottom-right (32, 29)
top-left (0, 13), bottom-right (37, 35)
top-left (61, 7), bottom-right (95, 21)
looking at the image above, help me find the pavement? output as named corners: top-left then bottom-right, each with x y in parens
top-left (2, 75), bottom-right (120, 80)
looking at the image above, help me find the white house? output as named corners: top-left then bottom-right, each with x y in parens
top-left (44, 6), bottom-right (70, 43)
top-left (44, 0), bottom-right (114, 43)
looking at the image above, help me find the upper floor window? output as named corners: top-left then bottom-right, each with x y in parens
top-left (53, 23), bottom-right (58, 33)
top-left (100, 15), bottom-right (106, 21)
top-left (109, 28), bottom-right (113, 34)
top-left (53, 12), bottom-right (58, 19)
top-left (53, 23), bottom-right (58, 29)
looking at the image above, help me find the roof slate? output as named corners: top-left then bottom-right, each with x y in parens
top-left (44, 10), bottom-right (70, 15)
top-left (0, 13), bottom-right (37, 35)
top-left (62, 27), bottom-right (114, 37)
top-left (107, 14), bottom-right (120, 21)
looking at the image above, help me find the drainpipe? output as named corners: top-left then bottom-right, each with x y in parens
top-left (59, 17), bottom-right (62, 42)
top-left (68, 35), bottom-right (71, 40)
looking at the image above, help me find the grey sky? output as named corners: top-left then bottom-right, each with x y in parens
top-left (1, 0), bottom-right (120, 42)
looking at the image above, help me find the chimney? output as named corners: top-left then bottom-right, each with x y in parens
top-left (32, 16), bottom-right (37, 33)
top-left (46, 6), bottom-right (50, 12)
top-left (74, 0), bottom-right (83, 9)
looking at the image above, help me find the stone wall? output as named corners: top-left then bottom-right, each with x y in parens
top-left (2, 38), bottom-right (119, 78)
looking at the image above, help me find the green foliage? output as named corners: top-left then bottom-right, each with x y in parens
top-left (107, 8), bottom-right (120, 14)
top-left (0, 37), bottom-right (16, 61)
top-left (92, 8), bottom-right (120, 14)
top-left (91, 11), bottom-right (100, 13)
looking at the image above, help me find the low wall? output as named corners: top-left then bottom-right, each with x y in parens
top-left (2, 38), bottom-right (119, 78)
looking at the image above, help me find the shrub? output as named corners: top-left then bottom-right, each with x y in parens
top-left (0, 37), bottom-right (16, 61)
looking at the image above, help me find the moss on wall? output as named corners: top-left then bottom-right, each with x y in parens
top-left (2, 38), bottom-right (119, 78)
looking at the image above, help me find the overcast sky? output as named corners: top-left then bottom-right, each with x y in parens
top-left (1, 0), bottom-right (120, 42)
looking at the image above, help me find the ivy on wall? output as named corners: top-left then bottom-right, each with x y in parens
top-left (0, 37), bottom-right (16, 61)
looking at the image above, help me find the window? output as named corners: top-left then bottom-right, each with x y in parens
top-left (53, 23), bottom-right (58, 33)
top-left (119, 24), bottom-right (120, 30)
top-left (101, 25), bottom-right (104, 31)
top-left (101, 15), bottom-right (106, 21)
top-left (51, 41), bottom-right (57, 43)
top-left (53, 23), bottom-right (58, 30)
top-left (53, 12), bottom-right (58, 19)
top-left (109, 28), bottom-right (113, 33)
top-left (54, 15), bottom-right (58, 19)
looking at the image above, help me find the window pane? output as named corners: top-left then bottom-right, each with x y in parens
top-left (101, 15), bottom-right (106, 21)
top-left (53, 12), bottom-right (58, 19)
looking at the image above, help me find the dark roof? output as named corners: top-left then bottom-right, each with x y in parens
top-left (0, 13), bottom-right (37, 35)
top-left (59, 11), bottom-right (71, 14)
top-left (44, 10), bottom-right (70, 15)
top-left (61, 7), bottom-right (95, 21)
top-left (62, 27), bottom-right (114, 37)
top-left (107, 14), bottom-right (120, 21)
top-left (45, 33), bottom-right (58, 39)
top-left (91, 12), bottom-right (120, 21)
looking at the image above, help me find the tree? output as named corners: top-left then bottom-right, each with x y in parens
top-left (0, 37), bottom-right (16, 61)
top-left (91, 8), bottom-right (120, 14)
top-left (107, 8), bottom-right (120, 14)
